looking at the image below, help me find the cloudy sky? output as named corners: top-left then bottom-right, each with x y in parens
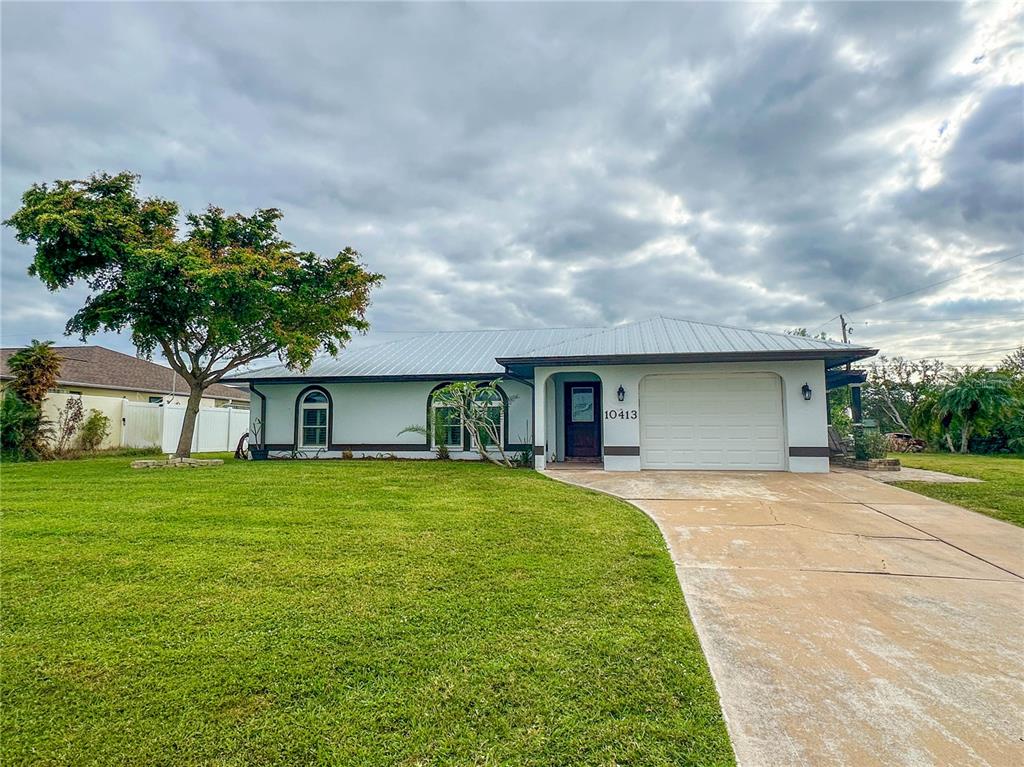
top-left (2, 1), bottom-right (1022, 367)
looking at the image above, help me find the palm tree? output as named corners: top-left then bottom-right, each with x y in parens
top-left (932, 370), bottom-right (1014, 453)
top-left (7, 339), bottom-right (63, 406)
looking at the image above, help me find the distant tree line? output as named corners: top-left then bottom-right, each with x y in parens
top-left (788, 327), bottom-right (1022, 455)
top-left (860, 349), bottom-right (1023, 454)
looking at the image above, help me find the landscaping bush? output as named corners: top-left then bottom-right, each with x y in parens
top-left (514, 445), bottom-right (534, 468)
top-left (77, 409), bottom-right (111, 451)
top-left (0, 390), bottom-right (50, 462)
top-left (54, 396), bottom-right (85, 454)
top-left (852, 426), bottom-right (888, 460)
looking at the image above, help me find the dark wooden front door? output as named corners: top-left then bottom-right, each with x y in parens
top-left (564, 382), bottom-right (601, 458)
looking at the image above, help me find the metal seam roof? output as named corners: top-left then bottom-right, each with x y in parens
top-left (227, 316), bottom-right (875, 381)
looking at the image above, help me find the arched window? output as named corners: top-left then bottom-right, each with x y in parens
top-left (431, 397), bottom-right (464, 450)
top-left (472, 389), bottom-right (504, 450)
top-left (299, 390), bottom-right (329, 448)
top-left (427, 383), bottom-right (507, 452)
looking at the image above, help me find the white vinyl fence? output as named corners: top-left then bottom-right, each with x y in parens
top-left (45, 392), bottom-right (249, 453)
top-left (122, 401), bottom-right (163, 447)
top-left (158, 404), bottom-right (250, 454)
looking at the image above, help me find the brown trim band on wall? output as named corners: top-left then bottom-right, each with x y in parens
top-left (265, 443), bottom-right (535, 454)
top-left (266, 443), bottom-right (429, 452)
top-left (788, 446), bottom-right (830, 457)
top-left (533, 445), bottom-right (545, 455)
top-left (604, 446), bottom-right (640, 456)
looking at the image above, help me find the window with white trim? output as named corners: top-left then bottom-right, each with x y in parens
top-left (472, 394), bottom-right (503, 450)
top-left (300, 390), bottom-right (329, 448)
top-left (431, 403), bottom-right (463, 449)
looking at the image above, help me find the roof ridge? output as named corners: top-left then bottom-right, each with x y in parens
top-left (518, 316), bottom-right (655, 356)
top-left (654, 314), bottom-right (864, 348)
top-left (364, 323), bottom-right (606, 336)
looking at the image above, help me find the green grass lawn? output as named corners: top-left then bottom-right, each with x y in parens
top-left (1, 456), bottom-right (733, 766)
top-left (891, 453), bottom-right (1024, 528)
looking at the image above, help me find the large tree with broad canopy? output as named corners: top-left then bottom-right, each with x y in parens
top-left (5, 172), bottom-right (383, 457)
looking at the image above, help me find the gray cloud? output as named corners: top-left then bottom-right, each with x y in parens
top-left (2, 1), bottom-right (1021, 366)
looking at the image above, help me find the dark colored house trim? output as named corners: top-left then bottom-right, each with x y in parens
top-left (788, 446), bottom-right (830, 457)
top-left (249, 383), bottom-right (267, 447)
top-left (226, 373), bottom-right (504, 385)
top-left (497, 348), bottom-right (878, 370)
top-left (604, 445), bottom-right (640, 456)
top-left (332, 443), bottom-right (426, 452)
top-left (264, 443), bottom-right (427, 453)
top-left (262, 442), bottom-right (533, 454)
top-left (825, 368), bottom-right (868, 390)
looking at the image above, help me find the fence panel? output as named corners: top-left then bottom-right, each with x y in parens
top-left (160, 405), bottom-right (249, 454)
top-left (39, 394), bottom-right (247, 454)
top-left (122, 401), bottom-right (162, 448)
top-left (44, 392), bottom-right (124, 449)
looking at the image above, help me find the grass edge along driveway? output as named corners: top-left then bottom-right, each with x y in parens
top-left (1, 456), bottom-right (734, 766)
top-left (891, 452), bottom-right (1024, 528)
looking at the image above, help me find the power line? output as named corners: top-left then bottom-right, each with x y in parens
top-left (860, 316), bottom-right (1024, 325)
top-left (812, 251), bottom-right (1023, 331)
top-left (900, 345), bottom-right (1020, 362)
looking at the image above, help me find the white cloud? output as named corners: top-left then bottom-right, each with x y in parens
top-left (1, 1), bottom-right (1021, 365)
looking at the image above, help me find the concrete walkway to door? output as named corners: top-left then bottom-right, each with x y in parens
top-left (544, 468), bottom-right (1024, 767)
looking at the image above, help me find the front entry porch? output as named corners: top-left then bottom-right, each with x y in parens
top-left (534, 371), bottom-right (608, 469)
top-left (532, 368), bottom-right (642, 472)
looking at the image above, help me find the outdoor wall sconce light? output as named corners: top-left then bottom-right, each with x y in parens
top-left (801, 383), bottom-right (813, 401)
top-left (617, 385), bottom-right (626, 402)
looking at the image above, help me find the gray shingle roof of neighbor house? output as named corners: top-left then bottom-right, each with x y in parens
top-left (226, 316), bottom-right (877, 382)
top-left (0, 346), bottom-right (250, 401)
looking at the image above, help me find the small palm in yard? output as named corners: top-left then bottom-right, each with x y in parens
top-left (912, 370), bottom-right (1015, 454)
top-left (1, 457), bottom-right (734, 766)
top-left (5, 340), bottom-right (62, 405)
top-left (1, 340), bottom-right (63, 459)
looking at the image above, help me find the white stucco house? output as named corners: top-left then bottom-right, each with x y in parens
top-left (225, 316), bottom-right (877, 473)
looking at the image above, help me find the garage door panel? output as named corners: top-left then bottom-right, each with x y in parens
top-left (641, 374), bottom-right (785, 471)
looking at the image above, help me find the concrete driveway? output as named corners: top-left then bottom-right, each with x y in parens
top-left (545, 468), bottom-right (1024, 767)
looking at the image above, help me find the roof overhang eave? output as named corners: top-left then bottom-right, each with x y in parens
top-left (495, 348), bottom-right (879, 369)
top-left (223, 372), bottom-right (505, 385)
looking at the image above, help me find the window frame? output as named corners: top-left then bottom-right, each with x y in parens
top-left (570, 386), bottom-right (595, 423)
top-left (296, 387), bottom-right (331, 450)
top-left (472, 400), bottom-right (504, 451)
top-left (431, 402), bottom-right (463, 450)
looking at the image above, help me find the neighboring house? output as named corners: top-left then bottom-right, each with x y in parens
top-left (0, 346), bottom-right (249, 408)
top-left (227, 316), bottom-right (876, 473)
top-left (1, 345), bottom-right (249, 450)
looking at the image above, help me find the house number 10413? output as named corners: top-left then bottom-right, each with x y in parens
top-left (605, 409), bottom-right (638, 420)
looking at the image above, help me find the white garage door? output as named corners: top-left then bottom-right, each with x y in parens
top-left (641, 374), bottom-right (786, 470)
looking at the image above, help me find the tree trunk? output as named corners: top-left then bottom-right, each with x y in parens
top-left (174, 384), bottom-right (205, 458)
top-left (944, 432), bottom-right (956, 454)
top-left (959, 423), bottom-right (972, 454)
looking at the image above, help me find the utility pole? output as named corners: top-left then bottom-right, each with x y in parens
top-left (839, 314), bottom-right (851, 372)
top-left (840, 313), bottom-right (863, 424)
